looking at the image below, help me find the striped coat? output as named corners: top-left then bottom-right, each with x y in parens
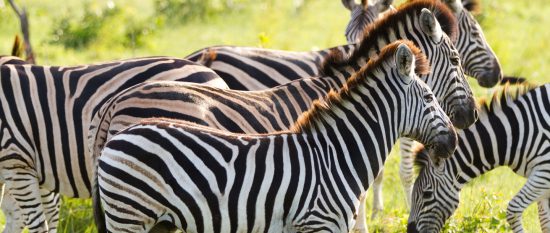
top-left (0, 57), bottom-right (226, 232)
top-left (95, 42), bottom-right (457, 233)
top-left (408, 83), bottom-right (550, 233)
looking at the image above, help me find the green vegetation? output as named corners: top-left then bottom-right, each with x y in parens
top-left (0, 0), bottom-right (548, 232)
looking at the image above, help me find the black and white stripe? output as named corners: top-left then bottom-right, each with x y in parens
top-left (377, 0), bottom-right (504, 218)
top-left (0, 57), bottom-right (226, 232)
top-left (342, 0), bottom-right (394, 43)
top-left (95, 42), bottom-right (457, 233)
top-left (408, 83), bottom-right (550, 233)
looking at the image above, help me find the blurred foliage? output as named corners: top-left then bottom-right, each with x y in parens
top-left (50, 1), bottom-right (157, 50)
top-left (154, 0), bottom-right (250, 24)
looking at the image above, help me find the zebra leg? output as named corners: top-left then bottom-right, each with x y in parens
top-left (371, 169), bottom-right (384, 219)
top-left (398, 138), bottom-right (418, 209)
top-left (1, 169), bottom-right (48, 233)
top-left (507, 173), bottom-right (550, 233)
top-left (537, 199), bottom-right (550, 233)
top-left (1, 185), bottom-right (26, 233)
top-left (39, 188), bottom-right (60, 233)
top-left (351, 192), bottom-right (368, 233)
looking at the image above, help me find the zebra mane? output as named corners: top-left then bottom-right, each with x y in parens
top-left (477, 82), bottom-right (539, 114)
top-left (321, 0), bottom-right (457, 76)
top-left (292, 40), bottom-right (430, 133)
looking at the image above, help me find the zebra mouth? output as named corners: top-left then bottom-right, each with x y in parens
top-left (427, 131), bottom-right (457, 159)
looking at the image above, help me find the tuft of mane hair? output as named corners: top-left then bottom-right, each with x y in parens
top-left (293, 40), bottom-right (429, 133)
top-left (198, 48), bottom-right (217, 67)
top-left (461, 0), bottom-right (481, 13)
top-left (477, 82), bottom-right (538, 114)
top-left (11, 35), bottom-right (23, 58)
top-left (321, 0), bottom-right (457, 76)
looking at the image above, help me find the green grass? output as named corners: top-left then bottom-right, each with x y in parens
top-left (0, 0), bottom-right (549, 232)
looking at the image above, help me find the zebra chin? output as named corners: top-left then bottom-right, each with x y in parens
top-left (427, 130), bottom-right (457, 159)
top-left (407, 222), bottom-right (438, 233)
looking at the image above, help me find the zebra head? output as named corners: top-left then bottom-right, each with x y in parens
top-left (442, 0), bottom-right (502, 87)
top-left (407, 146), bottom-right (459, 233)
top-left (342, 0), bottom-right (394, 43)
top-left (391, 41), bottom-right (457, 159)
top-left (413, 6), bottom-right (477, 129)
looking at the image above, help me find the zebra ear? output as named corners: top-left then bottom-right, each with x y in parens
top-left (419, 8), bottom-right (444, 43)
top-left (375, 0), bottom-right (393, 12)
top-left (342, 0), bottom-right (357, 10)
top-left (442, 0), bottom-right (463, 14)
top-left (395, 43), bottom-right (414, 84)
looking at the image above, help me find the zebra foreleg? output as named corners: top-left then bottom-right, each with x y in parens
top-left (537, 199), bottom-right (550, 233)
top-left (398, 138), bottom-right (418, 209)
top-left (398, 147), bottom-right (415, 209)
top-left (507, 171), bottom-right (550, 233)
top-left (39, 188), bottom-right (60, 233)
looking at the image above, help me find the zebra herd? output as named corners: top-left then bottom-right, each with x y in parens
top-left (0, 0), bottom-right (546, 233)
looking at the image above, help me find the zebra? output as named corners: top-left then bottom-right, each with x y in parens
top-left (94, 41), bottom-right (458, 233)
top-left (372, 0), bottom-right (503, 219)
top-left (185, 0), bottom-right (501, 91)
top-left (407, 83), bottom-right (550, 233)
top-left (342, 0), bottom-right (394, 43)
top-left (88, 2), bottom-right (474, 232)
top-left (0, 56), bottom-right (27, 65)
top-left (0, 57), bottom-right (228, 233)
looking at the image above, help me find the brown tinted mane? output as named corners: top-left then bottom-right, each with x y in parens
top-left (477, 82), bottom-right (538, 114)
top-left (293, 41), bottom-right (429, 133)
top-left (321, 0), bottom-right (456, 76)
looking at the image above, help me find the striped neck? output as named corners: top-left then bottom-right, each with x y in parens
top-left (293, 67), bottom-right (402, 192)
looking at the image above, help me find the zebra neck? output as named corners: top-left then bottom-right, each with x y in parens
top-left (304, 92), bottom-right (399, 192)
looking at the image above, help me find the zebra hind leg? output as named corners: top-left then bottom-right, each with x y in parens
top-left (537, 199), bottom-right (550, 233)
top-left (507, 170), bottom-right (550, 233)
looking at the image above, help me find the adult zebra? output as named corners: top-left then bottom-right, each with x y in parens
top-left (89, 3), bottom-right (473, 232)
top-left (185, 0), bottom-right (501, 90)
top-left (374, 0), bottom-right (503, 219)
top-left (95, 41), bottom-right (457, 233)
top-left (408, 83), bottom-right (550, 233)
top-left (0, 57), bottom-right (227, 233)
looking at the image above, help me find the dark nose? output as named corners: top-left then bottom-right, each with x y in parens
top-left (451, 99), bottom-right (478, 129)
top-left (407, 222), bottom-right (419, 233)
top-left (476, 58), bottom-right (503, 88)
top-left (429, 129), bottom-right (457, 159)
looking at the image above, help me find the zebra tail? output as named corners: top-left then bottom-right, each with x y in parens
top-left (92, 158), bottom-right (107, 233)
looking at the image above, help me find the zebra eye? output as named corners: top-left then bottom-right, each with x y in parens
top-left (450, 56), bottom-right (460, 66)
top-left (423, 94), bottom-right (434, 103)
top-left (422, 189), bottom-right (433, 199)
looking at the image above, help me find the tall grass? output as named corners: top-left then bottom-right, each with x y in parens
top-left (0, 0), bottom-right (548, 232)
